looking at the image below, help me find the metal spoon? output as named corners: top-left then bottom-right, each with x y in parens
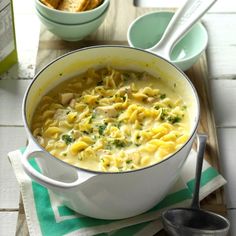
top-left (162, 133), bottom-right (230, 236)
top-left (148, 0), bottom-right (217, 60)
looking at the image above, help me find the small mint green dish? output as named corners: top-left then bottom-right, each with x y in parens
top-left (35, 4), bottom-right (109, 41)
top-left (127, 11), bottom-right (208, 71)
top-left (35, 0), bottom-right (110, 24)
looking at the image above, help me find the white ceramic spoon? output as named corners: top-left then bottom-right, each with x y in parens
top-left (148, 0), bottom-right (217, 59)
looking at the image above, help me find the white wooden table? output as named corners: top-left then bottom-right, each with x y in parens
top-left (0, 0), bottom-right (236, 235)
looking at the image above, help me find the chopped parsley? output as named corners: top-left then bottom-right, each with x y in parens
top-left (111, 140), bottom-right (132, 148)
top-left (112, 140), bottom-right (126, 148)
top-left (98, 124), bottom-right (107, 135)
top-left (126, 160), bottom-right (132, 164)
top-left (159, 108), bottom-right (182, 124)
top-left (160, 110), bottom-right (168, 120)
top-left (116, 121), bottom-right (122, 128)
top-left (89, 113), bottom-right (96, 123)
top-left (160, 94), bottom-right (166, 99)
top-left (62, 134), bottom-right (74, 145)
top-left (167, 116), bottom-right (182, 124)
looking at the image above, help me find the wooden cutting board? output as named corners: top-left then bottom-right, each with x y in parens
top-left (16, 0), bottom-right (226, 234)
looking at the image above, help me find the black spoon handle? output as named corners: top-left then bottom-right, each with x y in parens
top-left (191, 133), bottom-right (208, 209)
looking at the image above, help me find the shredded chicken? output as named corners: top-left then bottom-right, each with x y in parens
top-left (118, 86), bottom-right (131, 96)
top-left (147, 97), bottom-right (156, 102)
top-left (60, 93), bottom-right (74, 105)
top-left (96, 106), bottom-right (118, 118)
top-left (69, 98), bottom-right (76, 108)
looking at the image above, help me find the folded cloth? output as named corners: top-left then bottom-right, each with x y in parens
top-left (8, 148), bottom-right (226, 236)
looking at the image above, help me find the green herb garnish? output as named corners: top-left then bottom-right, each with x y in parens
top-left (117, 121), bottom-right (122, 128)
top-left (160, 112), bottom-right (168, 120)
top-left (168, 116), bottom-right (182, 124)
top-left (98, 124), bottom-right (107, 135)
top-left (112, 140), bottom-right (126, 148)
top-left (112, 140), bottom-right (132, 148)
top-left (62, 134), bottom-right (74, 145)
top-left (160, 94), bottom-right (166, 99)
top-left (89, 113), bottom-right (96, 123)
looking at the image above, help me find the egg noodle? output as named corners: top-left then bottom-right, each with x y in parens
top-left (31, 67), bottom-right (190, 172)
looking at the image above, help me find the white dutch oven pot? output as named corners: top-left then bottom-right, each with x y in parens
top-left (22, 46), bottom-right (200, 220)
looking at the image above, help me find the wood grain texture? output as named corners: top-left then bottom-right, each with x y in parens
top-left (16, 0), bottom-right (227, 234)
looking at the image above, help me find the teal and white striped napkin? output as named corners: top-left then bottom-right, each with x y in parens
top-left (9, 148), bottom-right (226, 236)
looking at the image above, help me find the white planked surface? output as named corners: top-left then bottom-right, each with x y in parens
top-left (0, 80), bottom-right (31, 125)
top-left (217, 128), bottom-right (236, 209)
top-left (0, 127), bottom-right (27, 209)
top-left (210, 80), bottom-right (236, 127)
top-left (0, 212), bottom-right (18, 236)
top-left (134, 0), bottom-right (236, 12)
top-left (228, 210), bottom-right (236, 236)
top-left (204, 14), bottom-right (236, 79)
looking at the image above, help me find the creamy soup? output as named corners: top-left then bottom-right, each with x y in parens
top-left (31, 67), bottom-right (190, 172)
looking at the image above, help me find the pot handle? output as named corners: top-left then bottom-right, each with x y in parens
top-left (21, 140), bottom-right (96, 189)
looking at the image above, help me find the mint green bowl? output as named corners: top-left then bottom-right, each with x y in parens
top-left (127, 11), bottom-right (208, 71)
top-left (36, 4), bottom-right (109, 41)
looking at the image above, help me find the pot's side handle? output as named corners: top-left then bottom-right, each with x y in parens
top-left (21, 141), bottom-right (96, 189)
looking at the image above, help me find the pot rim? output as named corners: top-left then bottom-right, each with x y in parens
top-left (22, 45), bottom-right (200, 175)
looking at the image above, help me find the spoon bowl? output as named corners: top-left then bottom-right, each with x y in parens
top-left (162, 208), bottom-right (230, 236)
top-left (161, 134), bottom-right (230, 236)
top-left (127, 11), bottom-right (208, 71)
